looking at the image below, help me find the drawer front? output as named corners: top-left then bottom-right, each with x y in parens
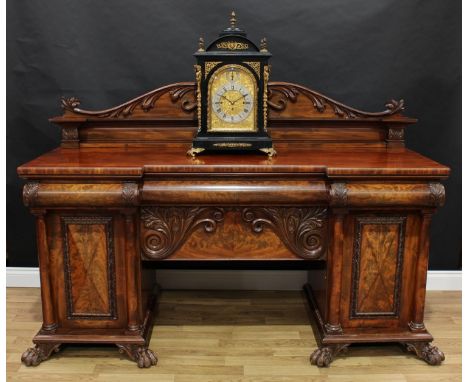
top-left (140, 206), bottom-right (328, 261)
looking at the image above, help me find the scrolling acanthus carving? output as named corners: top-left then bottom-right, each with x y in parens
top-left (241, 207), bottom-right (328, 260)
top-left (58, 81), bottom-right (407, 121)
top-left (61, 83), bottom-right (196, 118)
top-left (140, 207), bottom-right (225, 260)
top-left (267, 82), bottom-right (405, 119)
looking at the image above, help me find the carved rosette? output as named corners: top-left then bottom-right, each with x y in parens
top-left (23, 182), bottom-right (40, 207)
top-left (122, 182), bottom-right (139, 206)
top-left (241, 207), bottom-right (327, 260)
top-left (428, 183), bottom-right (445, 207)
top-left (141, 207), bottom-right (225, 260)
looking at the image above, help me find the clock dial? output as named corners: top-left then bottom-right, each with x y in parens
top-left (207, 64), bottom-right (257, 132)
top-left (212, 82), bottom-right (253, 123)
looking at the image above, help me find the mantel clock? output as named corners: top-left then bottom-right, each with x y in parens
top-left (188, 11), bottom-right (276, 157)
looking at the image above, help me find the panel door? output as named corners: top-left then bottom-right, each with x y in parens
top-left (340, 212), bottom-right (419, 329)
top-left (47, 212), bottom-right (128, 329)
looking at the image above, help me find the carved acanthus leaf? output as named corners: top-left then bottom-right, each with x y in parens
top-left (60, 83), bottom-right (196, 118)
top-left (267, 86), bottom-right (299, 111)
top-left (61, 126), bottom-right (79, 141)
top-left (169, 86), bottom-right (197, 112)
top-left (268, 82), bottom-right (405, 119)
top-left (140, 207), bottom-right (225, 260)
top-left (122, 182), bottom-right (139, 205)
top-left (388, 127), bottom-right (405, 140)
top-left (61, 97), bottom-right (81, 111)
top-left (241, 207), bottom-right (328, 260)
top-left (330, 183), bottom-right (348, 207)
top-left (428, 183), bottom-right (445, 207)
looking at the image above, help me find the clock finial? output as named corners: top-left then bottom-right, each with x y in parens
top-left (198, 37), bottom-right (205, 52)
top-left (260, 37), bottom-right (268, 52)
top-left (230, 11), bottom-right (237, 28)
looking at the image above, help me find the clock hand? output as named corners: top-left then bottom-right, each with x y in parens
top-left (232, 94), bottom-right (247, 104)
top-left (220, 94), bottom-right (234, 105)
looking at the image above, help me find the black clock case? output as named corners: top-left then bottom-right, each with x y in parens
top-left (192, 32), bottom-right (274, 153)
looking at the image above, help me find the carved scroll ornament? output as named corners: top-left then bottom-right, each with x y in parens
top-left (61, 83), bottom-right (196, 118)
top-left (267, 83), bottom-right (405, 119)
top-left (59, 82), bottom-right (406, 121)
top-left (242, 207), bottom-right (328, 260)
top-left (141, 207), bottom-right (224, 260)
top-left (140, 206), bottom-right (328, 260)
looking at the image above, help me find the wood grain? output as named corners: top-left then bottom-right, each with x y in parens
top-left (63, 220), bottom-right (112, 317)
top-left (17, 146), bottom-right (450, 179)
top-left (352, 217), bottom-right (405, 317)
top-left (7, 288), bottom-right (461, 381)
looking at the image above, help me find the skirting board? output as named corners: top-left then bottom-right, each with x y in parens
top-left (6, 267), bottom-right (462, 291)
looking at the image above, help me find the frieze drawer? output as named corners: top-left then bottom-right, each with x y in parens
top-left (140, 206), bottom-right (328, 261)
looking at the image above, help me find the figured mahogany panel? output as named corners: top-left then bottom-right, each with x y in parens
top-left (61, 216), bottom-right (116, 320)
top-left (175, 209), bottom-right (294, 260)
top-left (142, 179), bottom-right (327, 205)
top-left (24, 182), bottom-right (140, 207)
top-left (351, 216), bottom-right (406, 318)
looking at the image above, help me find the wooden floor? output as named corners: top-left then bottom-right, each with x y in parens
top-left (7, 288), bottom-right (461, 382)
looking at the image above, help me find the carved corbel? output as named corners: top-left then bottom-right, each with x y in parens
top-left (23, 182), bottom-right (40, 207)
top-left (386, 127), bottom-right (405, 148)
top-left (428, 183), bottom-right (445, 207)
top-left (122, 182), bottom-right (140, 206)
top-left (60, 123), bottom-right (81, 148)
top-left (329, 183), bottom-right (348, 207)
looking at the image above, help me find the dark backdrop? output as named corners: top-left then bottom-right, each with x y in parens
top-left (7, 1), bottom-right (461, 269)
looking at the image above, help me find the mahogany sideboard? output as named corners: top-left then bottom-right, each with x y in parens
top-left (17, 81), bottom-right (450, 368)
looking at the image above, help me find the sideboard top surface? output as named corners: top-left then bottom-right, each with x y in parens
top-left (17, 145), bottom-right (449, 180)
top-left (17, 81), bottom-right (450, 180)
